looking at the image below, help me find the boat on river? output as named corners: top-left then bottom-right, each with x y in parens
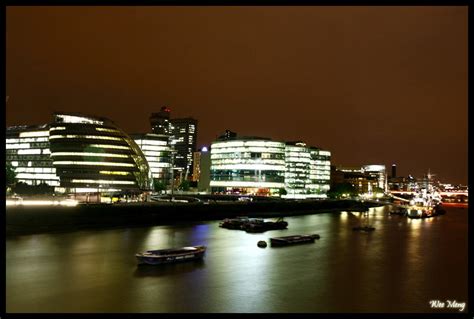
top-left (136, 245), bottom-right (206, 265)
top-left (243, 217), bottom-right (288, 233)
top-left (407, 171), bottom-right (445, 219)
top-left (270, 234), bottom-right (320, 247)
top-left (219, 217), bottom-right (263, 230)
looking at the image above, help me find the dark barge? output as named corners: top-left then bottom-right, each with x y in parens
top-left (270, 234), bottom-right (320, 247)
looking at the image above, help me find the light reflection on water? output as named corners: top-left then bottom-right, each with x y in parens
top-left (6, 205), bottom-right (468, 313)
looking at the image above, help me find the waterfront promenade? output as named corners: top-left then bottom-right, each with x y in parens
top-left (6, 198), bottom-right (383, 236)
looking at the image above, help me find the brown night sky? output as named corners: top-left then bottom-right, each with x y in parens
top-left (6, 6), bottom-right (468, 184)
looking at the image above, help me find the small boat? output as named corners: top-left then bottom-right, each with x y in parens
top-left (243, 217), bottom-right (288, 233)
top-left (219, 217), bottom-right (263, 230)
top-left (270, 234), bottom-right (320, 247)
top-left (136, 245), bottom-right (206, 265)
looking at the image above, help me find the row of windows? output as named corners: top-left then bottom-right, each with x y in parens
top-left (211, 170), bottom-right (284, 178)
top-left (210, 176), bottom-right (285, 183)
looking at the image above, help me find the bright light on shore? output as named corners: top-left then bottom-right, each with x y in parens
top-left (6, 199), bottom-right (79, 207)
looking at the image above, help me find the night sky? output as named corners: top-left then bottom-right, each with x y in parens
top-left (6, 6), bottom-right (467, 184)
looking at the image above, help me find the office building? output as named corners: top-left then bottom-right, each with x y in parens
top-left (210, 137), bottom-right (286, 196)
top-left (132, 133), bottom-right (171, 187)
top-left (284, 142), bottom-right (311, 198)
top-left (209, 133), bottom-right (331, 198)
top-left (170, 117), bottom-right (198, 180)
top-left (149, 107), bottom-right (198, 181)
top-left (307, 147), bottom-right (331, 197)
top-left (6, 124), bottom-right (60, 186)
top-left (334, 164), bottom-right (387, 194)
top-left (150, 106), bottom-right (171, 135)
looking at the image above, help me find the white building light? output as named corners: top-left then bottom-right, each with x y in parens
top-left (210, 181), bottom-right (285, 188)
top-left (56, 114), bottom-right (104, 125)
top-left (71, 179), bottom-right (136, 185)
top-left (50, 152), bottom-right (130, 158)
top-left (18, 149), bottom-right (42, 155)
top-left (49, 135), bottom-right (123, 141)
top-left (19, 131), bottom-right (49, 138)
top-left (53, 161), bottom-right (134, 167)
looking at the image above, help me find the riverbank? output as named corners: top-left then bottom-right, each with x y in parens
top-left (6, 199), bottom-right (385, 236)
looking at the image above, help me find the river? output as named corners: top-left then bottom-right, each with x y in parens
top-left (6, 205), bottom-right (468, 313)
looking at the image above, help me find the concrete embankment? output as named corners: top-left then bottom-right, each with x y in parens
top-left (6, 199), bottom-right (384, 236)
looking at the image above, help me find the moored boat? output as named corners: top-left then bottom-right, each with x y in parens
top-left (219, 217), bottom-right (263, 230)
top-left (270, 234), bottom-right (320, 247)
top-left (136, 245), bottom-right (206, 265)
top-left (243, 218), bottom-right (288, 233)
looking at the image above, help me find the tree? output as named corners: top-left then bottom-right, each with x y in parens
top-left (279, 188), bottom-right (287, 197)
top-left (6, 162), bottom-right (16, 188)
top-left (153, 180), bottom-right (167, 192)
top-left (178, 180), bottom-right (190, 191)
top-left (372, 186), bottom-right (384, 194)
top-left (327, 183), bottom-right (357, 199)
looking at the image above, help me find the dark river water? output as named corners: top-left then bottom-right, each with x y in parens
top-left (6, 205), bottom-right (468, 313)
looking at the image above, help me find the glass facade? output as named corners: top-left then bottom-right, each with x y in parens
top-left (210, 139), bottom-right (286, 196)
top-left (284, 143), bottom-right (311, 198)
top-left (6, 125), bottom-right (60, 186)
top-left (150, 108), bottom-right (198, 181)
top-left (306, 148), bottom-right (331, 198)
top-left (48, 113), bottom-right (152, 193)
top-left (362, 164), bottom-right (387, 191)
top-left (210, 138), bottom-right (331, 198)
top-left (170, 118), bottom-right (198, 180)
top-left (132, 133), bottom-right (171, 186)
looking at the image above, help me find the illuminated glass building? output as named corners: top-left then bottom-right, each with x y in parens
top-left (48, 113), bottom-right (152, 193)
top-left (150, 106), bottom-right (171, 135)
top-left (210, 137), bottom-right (286, 196)
top-left (362, 164), bottom-right (387, 191)
top-left (132, 133), bottom-right (171, 187)
top-left (209, 133), bottom-right (331, 197)
top-left (6, 125), bottom-right (60, 186)
top-left (307, 147), bottom-right (331, 198)
top-left (284, 142), bottom-right (311, 198)
top-left (150, 108), bottom-right (198, 181)
top-left (335, 164), bottom-right (387, 194)
top-left (169, 118), bottom-right (198, 181)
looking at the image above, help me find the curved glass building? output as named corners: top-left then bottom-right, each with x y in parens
top-left (49, 113), bottom-right (152, 193)
top-left (210, 134), bottom-right (331, 198)
top-left (210, 137), bottom-right (286, 196)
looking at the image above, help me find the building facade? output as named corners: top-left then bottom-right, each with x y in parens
top-left (307, 147), bottom-right (331, 197)
top-left (6, 125), bottom-right (60, 187)
top-left (210, 137), bottom-right (286, 196)
top-left (169, 118), bottom-right (198, 181)
top-left (334, 164), bottom-right (387, 194)
top-left (150, 106), bottom-right (171, 135)
top-left (209, 135), bottom-right (331, 198)
top-left (149, 107), bottom-right (198, 181)
top-left (284, 142), bottom-right (311, 198)
top-left (5, 113), bottom-right (153, 196)
top-left (132, 133), bottom-right (171, 188)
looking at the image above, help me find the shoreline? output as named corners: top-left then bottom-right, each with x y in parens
top-left (6, 199), bottom-right (386, 237)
